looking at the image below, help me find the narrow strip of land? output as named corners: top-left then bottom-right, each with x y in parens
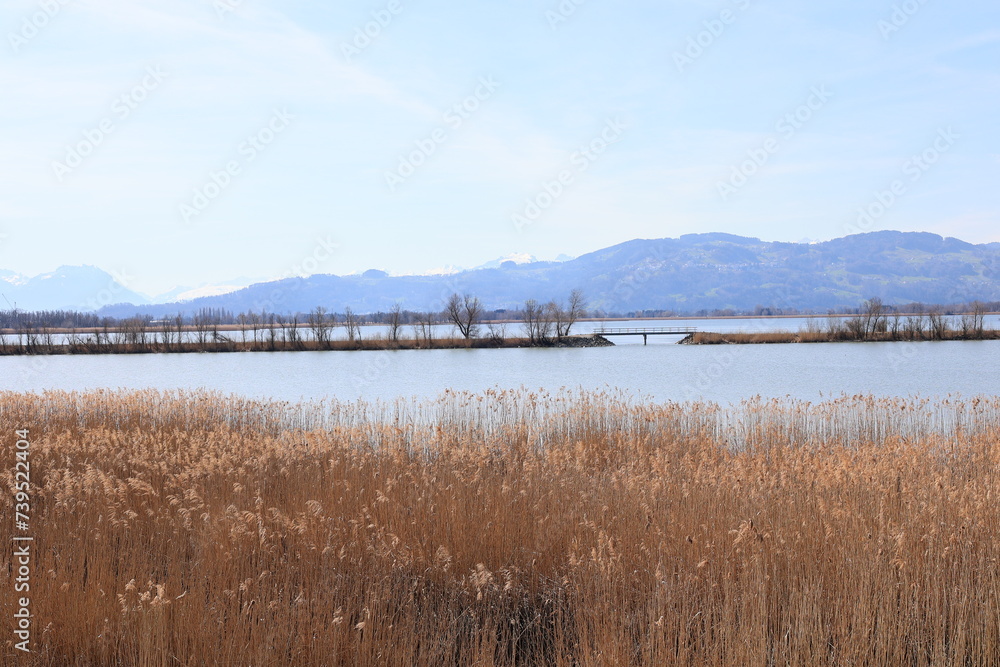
top-left (680, 330), bottom-right (1000, 344)
top-left (0, 334), bottom-right (614, 356)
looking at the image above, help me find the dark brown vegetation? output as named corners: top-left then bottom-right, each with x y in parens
top-left (3, 390), bottom-right (1000, 665)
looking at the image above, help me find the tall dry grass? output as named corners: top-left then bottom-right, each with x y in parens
top-left (689, 330), bottom-right (1000, 345)
top-left (2, 389), bottom-right (1000, 665)
top-left (688, 332), bottom-right (799, 345)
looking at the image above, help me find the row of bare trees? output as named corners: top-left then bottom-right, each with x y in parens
top-left (0, 291), bottom-right (590, 355)
top-left (821, 298), bottom-right (992, 341)
top-left (521, 290), bottom-right (587, 343)
top-left (444, 289), bottom-right (587, 344)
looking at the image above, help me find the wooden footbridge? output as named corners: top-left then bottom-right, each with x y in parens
top-left (592, 326), bottom-right (697, 345)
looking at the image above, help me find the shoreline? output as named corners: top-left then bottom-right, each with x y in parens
top-left (5, 329), bottom-right (1000, 354)
top-left (6, 311), bottom-right (999, 336)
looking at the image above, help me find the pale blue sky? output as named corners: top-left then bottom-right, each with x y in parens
top-left (1, 0), bottom-right (998, 295)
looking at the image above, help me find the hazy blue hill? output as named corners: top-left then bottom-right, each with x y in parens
top-left (1, 265), bottom-right (149, 312)
top-left (93, 231), bottom-right (1000, 317)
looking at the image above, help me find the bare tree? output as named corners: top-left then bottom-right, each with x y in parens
top-left (888, 308), bottom-right (902, 340)
top-left (275, 315), bottom-right (287, 344)
top-left (927, 307), bottom-right (949, 340)
top-left (173, 313), bottom-right (185, 349)
top-left (973, 301), bottom-right (988, 337)
top-left (413, 311), bottom-right (436, 347)
top-left (157, 318), bottom-right (172, 352)
top-left (99, 317), bottom-right (114, 352)
top-left (122, 316), bottom-right (149, 350)
top-left (522, 299), bottom-right (543, 343)
top-left (445, 293), bottom-right (482, 340)
top-left (237, 312), bottom-right (248, 348)
top-left (309, 306), bottom-right (332, 349)
top-left (562, 288), bottom-right (586, 337)
top-left (961, 301), bottom-right (987, 338)
top-left (547, 301), bottom-right (565, 339)
top-left (825, 314), bottom-right (845, 338)
top-left (545, 301), bottom-right (565, 340)
top-left (249, 311), bottom-right (262, 350)
top-left (66, 326), bottom-right (81, 352)
top-left (110, 320), bottom-right (126, 350)
top-left (40, 326), bottom-right (54, 353)
top-left (844, 316), bottom-right (866, 341)
top-left (904, 313), bottom-right (925, 340)
top-left (342, 307), bottom-right (361, 343)
top-left (486, 320), bottom-right (508, 345)
top-left (861, 297), bottom-right (886, 339)
top-left (266, 313), bottom-right (278, 350)
top-left (285, 314), bottom-right (302, 349)
top-left (193, 310), bottom-right (211, 347)
top-left (387, 303), bottom-right (404, 344)
top-left (13, 317), bottom-right (27, 354)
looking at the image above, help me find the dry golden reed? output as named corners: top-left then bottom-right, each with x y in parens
top-left (2, 389), bottom-right (999, 665)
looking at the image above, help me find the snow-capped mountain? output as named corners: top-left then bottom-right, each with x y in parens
top-left (152, 277), bottom-right (261, 304)
top-left (472, 253), bottom-right (539, 270)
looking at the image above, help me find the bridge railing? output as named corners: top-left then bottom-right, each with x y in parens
top-left (592, 327), bottom-right (698, 335)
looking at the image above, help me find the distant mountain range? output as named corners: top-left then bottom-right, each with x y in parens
top-left (0, 265), bottom-right (149, 312)
top-left (5, 231), bottom-right (1000, 317)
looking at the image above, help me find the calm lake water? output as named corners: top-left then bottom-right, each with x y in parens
top-left (1, 315), bottom-right (998, 404)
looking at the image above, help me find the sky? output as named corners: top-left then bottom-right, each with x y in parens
top-left (1, 0), bottom-right (998, 297)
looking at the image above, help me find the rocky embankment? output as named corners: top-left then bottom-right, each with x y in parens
top-left (551, 335), bottom-right (615, 348)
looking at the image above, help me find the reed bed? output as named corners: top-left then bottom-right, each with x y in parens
top-left (2, 389), bottom-right (1000, 665)
top-left (688, 330), bottom-right (1000, 345)
top-left (687, 332), bottom-right (800, 345)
